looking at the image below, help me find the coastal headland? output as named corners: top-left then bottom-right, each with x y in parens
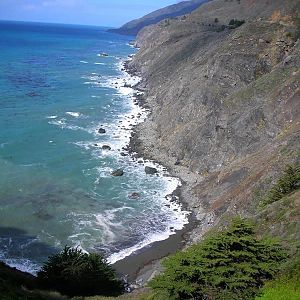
top-left (114, 0), bottom-right (300, 285)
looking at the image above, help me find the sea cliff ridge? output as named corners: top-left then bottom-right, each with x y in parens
top-left (129, 0), bottom-right (300, 246)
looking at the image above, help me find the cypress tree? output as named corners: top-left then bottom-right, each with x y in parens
top-left (149, 218), bottom-right (286, 300)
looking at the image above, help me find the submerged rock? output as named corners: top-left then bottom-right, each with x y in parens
top-left (145, 166), bottom-right (158, 175)
top-left (111, 169), bottom-right (124, 176)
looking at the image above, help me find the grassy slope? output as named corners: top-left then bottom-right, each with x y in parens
top-left (255, 255), bottom-right (300, 300)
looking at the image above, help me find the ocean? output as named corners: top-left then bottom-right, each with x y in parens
top-left (0, 21), bottom-right (188, 273)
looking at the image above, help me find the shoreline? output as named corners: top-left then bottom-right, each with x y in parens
top-left (111, 58), bottom-right (199, 285)
top-left (104, 58), bottom-right (189, 267)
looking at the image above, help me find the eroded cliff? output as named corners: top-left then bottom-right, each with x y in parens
top-left (129, 0), bottom-right (300, 242)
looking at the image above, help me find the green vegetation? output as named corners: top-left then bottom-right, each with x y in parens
top-left (228, 19), bottom-right (245, 29)
top-left (0, 261), bottom-right (38, 300)
top-left (37, 247), bottom-right (124, 297)
top-left (261, 164), bottom-right (300, 206)
top-left (256, 255), bottom-right (300, 300)
top-left (149, 218), bottom-right (286, 300)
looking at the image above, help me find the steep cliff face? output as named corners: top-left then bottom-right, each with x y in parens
top-left (129, 0), bottom-right (300, 241)
top-left (108, 0), bottom-right (208, 36)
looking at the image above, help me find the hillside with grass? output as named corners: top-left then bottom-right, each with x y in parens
top-left (108, 0), bottom-right (208, 36)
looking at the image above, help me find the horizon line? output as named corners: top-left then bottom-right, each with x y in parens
top-left (0, 19), bottom-right (116, 29)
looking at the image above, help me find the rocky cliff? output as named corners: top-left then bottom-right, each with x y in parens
top-left (108, 0), bottom-right (208, 36)
top-left (129, 0), bottom-right (300, 243)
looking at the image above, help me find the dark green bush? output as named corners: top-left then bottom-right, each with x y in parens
top-left (37, 246), bottom-right (124, 297)
top-left (149, 218), bottom-right (286, 300)
top-left (262, 164), bottom-right (300, 206)
top-left (228, 19), bottom-right (245, 29)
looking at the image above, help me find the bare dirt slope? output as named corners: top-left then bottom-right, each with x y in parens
top-left (129, 0), bottom-right (300, 243)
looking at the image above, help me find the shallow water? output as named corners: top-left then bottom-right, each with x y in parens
top-left (0, 21), bottom-right (189, 273)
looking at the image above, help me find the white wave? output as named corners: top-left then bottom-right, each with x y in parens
top-left (83, 81), bottom-right (101, 85)
top-left (94, 62), bottom-right (106, 65)
top-left (80, 60), bottom-right (88, 64)
top-left (2, 258), bottom-right (40, 275)
top-left (66, 111), bottom-right (81, 118)
top-left (95, 207), bottom-right (134, 244)
top-left (48, 118), bottom-right (66, 127)
top-left (95, 166), bottom-right (114, 178)
top-left (49, 119), bottom-right (85, 132)
top-left (46, 115), bottom-right (58, 119)
top-left (73, 141), bottom-right (94, 150)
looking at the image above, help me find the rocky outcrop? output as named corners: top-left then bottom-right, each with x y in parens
top-left (108, 0), bottom-right (208, 36)
top-left (111, 169), bottom-right (124, 177)
top-left (98, 128), bottom-right (106, 134)
top-left (145, 166), bottom-right (158, 175)
top-left (129, 0), bottom-right (300, 242)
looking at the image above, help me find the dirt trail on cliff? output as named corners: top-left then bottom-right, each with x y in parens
top-left (129, 0), bottom-right (300, 243)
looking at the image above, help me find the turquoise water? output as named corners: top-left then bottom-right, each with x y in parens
top-left (0, 21), bottom-right (188, 273)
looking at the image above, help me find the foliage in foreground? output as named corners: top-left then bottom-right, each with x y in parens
top-left (149, 218), bottom-right (286, 300)
top-left (37, 247), bottom-right (124, 297)
top-left (261, 164), bottom-right (300, 206)
top-left (256, 254), bottom-right (300, 300)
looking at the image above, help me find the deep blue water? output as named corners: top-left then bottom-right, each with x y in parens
top-left (0, 21), bottom-right (188, 273)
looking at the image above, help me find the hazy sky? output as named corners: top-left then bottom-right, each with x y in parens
top-left (0, 0), bottom-right (180, 27)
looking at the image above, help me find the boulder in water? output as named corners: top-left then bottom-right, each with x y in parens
top-left (111, 169), bottom-right (124, 177)
top-left (98, 128), bottom-right (106, 134)
top-left (102, 145), bottom-right (111, 150)
top-left (145, 166), bottom-right (158, 175)
top-left (129, 192), bottom-right (140, 200)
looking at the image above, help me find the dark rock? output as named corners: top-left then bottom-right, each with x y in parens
top-left (145, 166), bottom-right (158, 175)
top-left (111, 169), bottom-right (124, 176)
top-left (102, 145), bottom-right (111, 150)
top-left (129, 192), bottom-right (140, 199)
top-left (98, 128), bottom-right (106, 134)
top-left (174, 159), bottom-right (181, 165)
top-left (120, 152), bottom-right (127, 156)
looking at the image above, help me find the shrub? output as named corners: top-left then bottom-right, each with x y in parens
top-left (262, 164), bottom-right (300, 206)
top-left (149, 218), bottom-right (286, 300)
top-left (228, 19), bottom-right (245, 29)
top-left (37, 246), bottom-right (124, 297)
top-left (256, 254), bottom-right (300, 300)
